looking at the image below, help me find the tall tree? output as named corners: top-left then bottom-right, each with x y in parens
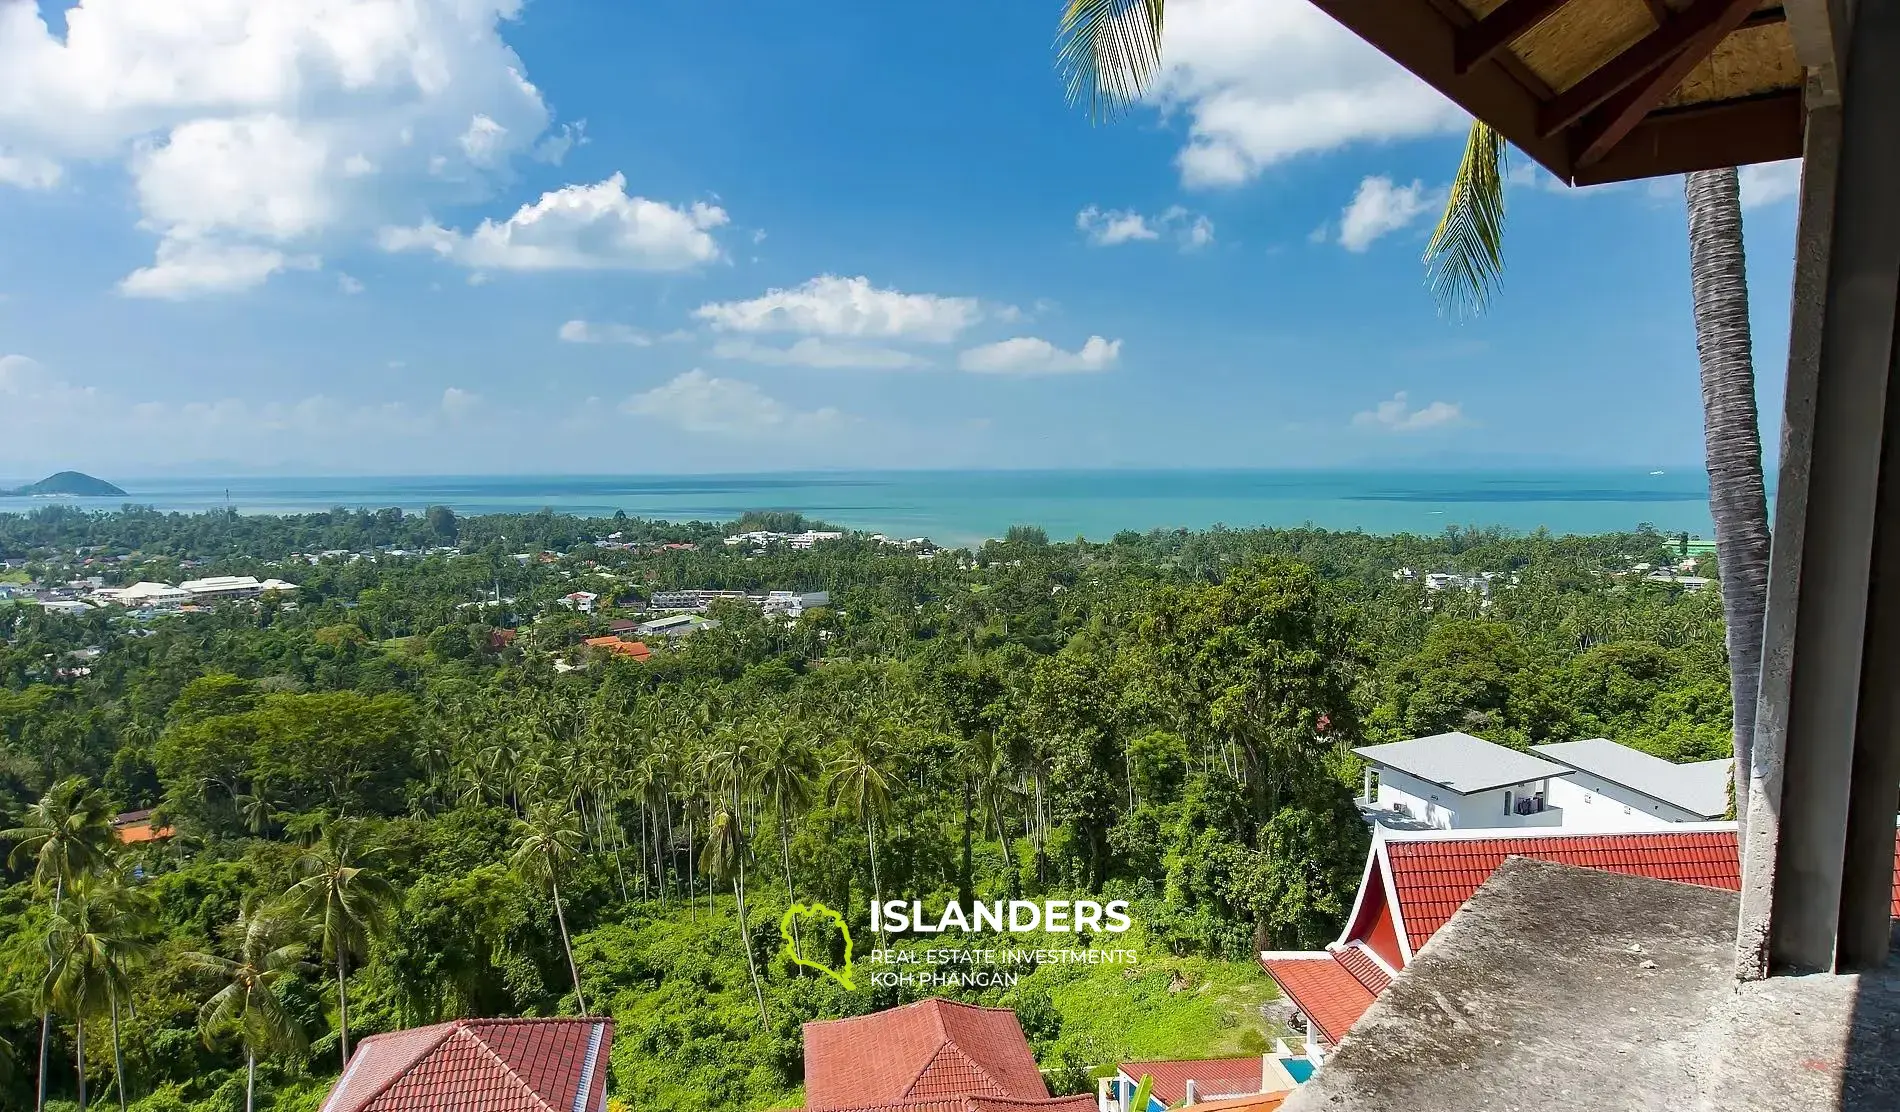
top-left (755, 721), bottom-right (820, 942)
top-left (184, 903), bottom-right (310, 1112)
top-left (277, 818), bottom-right (396, 1070)
top-left (511, 803), bottom-right (589, 1013)
top-left (827, 730), bottom-right (895, 942)
top-left (41, 876), bottom-right (153, 1112)
top-left (4, 777), bottom-right (115, 1112)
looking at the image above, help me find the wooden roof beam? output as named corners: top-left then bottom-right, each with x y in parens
top-left (1570, 0), bottom-right (1768, 167)
top-left (1453, 0), bottom-right (1574, 74)
top-left (1537, 0), bottom-right (1760, 137)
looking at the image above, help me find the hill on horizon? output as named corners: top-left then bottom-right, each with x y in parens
top-left (4, 471), bottom-right (129, 497)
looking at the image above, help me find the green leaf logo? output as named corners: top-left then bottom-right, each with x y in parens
top-left (780, 901), bottom-right (856, 990)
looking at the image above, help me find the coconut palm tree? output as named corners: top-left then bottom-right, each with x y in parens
top-left (699, 721), bottom-right (771, 1020)
top-left (754, 721), bottom-right (821, 923)
top-left (41, 875), bottom-right (153, 1112)
top-left (4, 777), bottom-right (115, 1112)
top-left (183, 902), bottom-right (310, 1112)
top-left (0, 988), bottom-right (27, 1086)
top-left (511, 802), bottom-right (589, 1012)
top-left (276, 817), bottom-right (396, 1070)
top-left (1055, 2), bottom-right (1771, 812)
top-left (827, 730), bottom-right (895, 942)
top-left (699, 807), bottom-right (770, 1023)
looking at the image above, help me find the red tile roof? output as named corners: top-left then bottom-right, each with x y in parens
top-left (1384, 830), bottom-right (1745, 952)
top-left (1330, 946), bottom-right (1392, 995)
top-left (1188, 1095), bottom-right (1287, 1112)
top-left (583, 636), bottom-right (652, 660)
top-left (1257, 956), bottom-right (1375, 1045)
top-left (790, 1097), bottom-right (1098, 1112)
top-left (803, 999), bottom-right (1049, 1110)
top-left (1116, 1057), bottom-right (1267, 1108)
top-left (320, 1018), bottom-right (611, 1112)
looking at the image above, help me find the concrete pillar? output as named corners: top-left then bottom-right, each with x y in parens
top-left (1362, 767), bottom-right (1374, 804)
top-left (1736, 0), bottom-right (1900, 977)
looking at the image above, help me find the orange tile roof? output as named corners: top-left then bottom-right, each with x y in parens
top-left (1115, 1057), bottom-right (1267, 1108)
top-left (796, 1097), bottom-right (1098, 1112)
top-left (1188, 1095), bottom-right (1288, 1112)
top-left (803, 999), bottom-right (1049, 1110)
top-left (1330, 946), bottom-right (1392, 995)
top-left (320, 1017), bottom-right (611, 1112)
top-left (1258, 955), bottom-right (1375, 1045)
top-left (115, 822), bottom-right (173, 844)
top-left (583, 636), bottom-right (651, 660)
top-left (1384, 830), bottom-right (1744, 952)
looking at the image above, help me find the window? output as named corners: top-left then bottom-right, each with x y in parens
top-left (1504, 790), bottom-right (1514, 815)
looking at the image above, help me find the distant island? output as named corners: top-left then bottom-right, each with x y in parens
top-left (4, 471), bottom-right (128, 497)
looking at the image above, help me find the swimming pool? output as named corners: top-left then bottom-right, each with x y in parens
top-left (1279, 1057), bottom-right (1316, 1083)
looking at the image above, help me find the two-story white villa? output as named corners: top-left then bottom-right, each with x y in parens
top-left (1353, 732), bottom-right (1571, 831)
top-left (1531, 738), bottom-right (1731, 830)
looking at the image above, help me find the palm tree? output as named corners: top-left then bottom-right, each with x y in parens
top-left (276, 818), bottom-right (396, 1070)
top-left (1056, 3), bottom-right (1771, 816)
top-left (4, 777), bottom-right (115, 1112)
top-left (184, 902), bottom-right (310, 1112)
top-left (41, 876), bottom-right (153, 1112)
top-left (698, 723), bottom-right (770, 1021)
top-left (511, 803), bottom-right (589, 1013)
top-left (0, 988), bottom-right (27, 1086)
top-left (754, 721), bottom-right (821, 927)
top-left (827, 730), bottom-right (895, 943)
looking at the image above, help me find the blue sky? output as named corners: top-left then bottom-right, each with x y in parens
top-left (0, 0), bottom-right (1803, 477)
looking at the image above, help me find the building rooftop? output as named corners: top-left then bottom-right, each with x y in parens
top-left (1532, 738), bottom-right (1732, 817)
top-left (1255, 955), bottom-right (1376, 1045)
top-left (1353, 732), bottom-right (1572, 795)
top-left (803, 999), bottom-right (1052, 1111)
top-left (319, 1017), bottom-right (612, 1112)
top-left (1281, 858), bottom-right (1900, 1112)
top-left (1115, 1056), bottom-right (1272, 1108)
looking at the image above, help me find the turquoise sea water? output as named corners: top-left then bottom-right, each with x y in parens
top-left (0, 470), bottom-right (1715, 548)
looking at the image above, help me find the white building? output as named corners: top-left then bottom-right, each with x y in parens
top-left (557, 591), bottom-right (599, 614)
top-left (723, 530), bottom-right (845, 549)
top-left (1354, 732), bottom-right (1571, 831)
top-left (95, 582), bottom-right (189, 609)
top-left (1532, 738), bottom-right (1732, 830)
top-left (762, 590), bottom-right (829, 619)
top-left (178, 576), bottom-right (299, 602)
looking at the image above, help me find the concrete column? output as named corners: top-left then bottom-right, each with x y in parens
top-left (1362, 767), bottom-right (1374, 804)
top-left (1737, 0), bottom-right (1900, 976)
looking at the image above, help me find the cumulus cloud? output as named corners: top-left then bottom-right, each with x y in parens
top-left (559, 319), bottom-right (652, 345)
top-left (621, 369), bottom-right (844, 437)
top-left (712, 337), bottom-right (927, 369)
top-left (958, 336), bottom-right (1120, 375)
top-left (1147, 0), bottom-right (1465, 188)
top-left (1352, 391), bottom-right (1464, 432)
top-left (121, 240), bottom-right (316, 300)
top-left (379, 174), bottom-right (727, 272)
top-left (338, 273), bottom-right (364, 294)
top-left (1739, 159), bottom-right (1801, 210)
top-left (694, 275), bottom-right (980, 343)
top-left (440, 386), bottom-right (480, 418)
top-left (1076, 204), bottom-right (1214, 249)
top-left (0, 0), bottom-right (565, 295)
top-left (1337, 176), bottom-right (1436, 252)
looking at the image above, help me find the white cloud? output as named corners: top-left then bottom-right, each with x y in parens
top-left (559, 319), bottom-right (652, 345)
top-left (0, 0), bottom-right (556, 295)
top-left (712, 337), bottom-right (927, 369)
top-left (695, 275), bottom-right (980, 343)
top-left (120, 239), bottom-right (315, 299)
top-left (1076, 204), bottom-right (1214, 249)
top-left (440, 386), bottom-right (480, 418)
top-left (338, 273), bottom-right (364, 294)
top-left (533, 121), bottom-right (586, 165)
top-left (1740, 160), bottom-right (1801, 210)
top-left (1352, 391), bottom-right (1464, 431)
top-left (1148, 0), bottom-right (1465, 188)
top-left (1337, 176), bottom-right (1435, 252)
top-left (379, 174), bottom-right (727, 272)
top-left (621, 369), bottom-right (844, 437)
top-left (958, 336), bottom-right (1120, 375)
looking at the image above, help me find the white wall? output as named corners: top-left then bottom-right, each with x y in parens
top-left (1544, 772), bottom-right (1704, 831)
top-left (1371, 768), bottom-right (1563, 830)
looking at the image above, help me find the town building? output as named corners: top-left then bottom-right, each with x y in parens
top-left (319, 1017), bottom-right (612, 1112)
top-left (799, 998), bottom-right (1095, 1112)
top-left (1531, 738), bottom-right (1731, 829)
top-left (763, 589), bottom-right (829, 618)
top-left (1256, 824), bottom-right (1900, 1062)
top-left (177, 575), bottom-right (299, 601)
top-left (557, 591), bottom-right (599, 613)
top-left (636, 614), bottom-right (717, 639)
top-left (1101, 1057), bottom-right (1299, 1112)
top-left (583, 636), bottom-right (653, 662)
top-left (111, 808), bottom-right (174, 844)
top-left (724, 529), bottom-right (845, 549)
top-left (1354, 732), bottom-right (1570, 831)
top-left (94, 582), bottom-right (190, 609)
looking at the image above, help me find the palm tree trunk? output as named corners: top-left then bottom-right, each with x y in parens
top-left (549, 874), bottom-right (588, 1013)
top-left (111, 987), bottom-right (128, 1112)
top-left (336, 951), bottom-right (351, 1069)
top-left (778, 808), bottom-right (801, 958)
top-left (245, 1049), bottom-right (255, 1112)
top-left (75, 1015), bottom-right (85, 1112)
top-left (36, 877), bottom-right (62, 1112)
top-left (1684, 167), bottom-right (1772, 831)
top-left (866, 814), bottom-right (883, 943)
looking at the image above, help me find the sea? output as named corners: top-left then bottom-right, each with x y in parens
top-left (0, 470), bottom-right (1716, 549)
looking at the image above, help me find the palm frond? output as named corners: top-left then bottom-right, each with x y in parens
top-left (1056, 0), bottom-right (1167, 122)
top-left (1423, 121), bottom-right (1509, 319)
